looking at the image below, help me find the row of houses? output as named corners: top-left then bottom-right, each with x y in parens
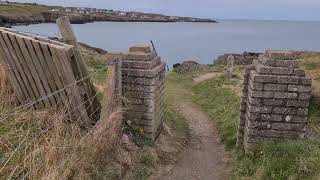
top-left (50, 7), bottom-right (129, 16)
top-left (49, 7), bottom-right (178, 21)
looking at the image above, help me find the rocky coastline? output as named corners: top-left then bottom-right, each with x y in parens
top-left (0, 3), bottom-right (216, 27)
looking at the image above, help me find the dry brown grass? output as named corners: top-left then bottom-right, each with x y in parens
top-left (0, 84), bottom-right (126, 179)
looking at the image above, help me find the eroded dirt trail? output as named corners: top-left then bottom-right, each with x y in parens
top-left (152, 72), bottom-right (229, 180)
top-left (160, 101), bottom-right (228, 180)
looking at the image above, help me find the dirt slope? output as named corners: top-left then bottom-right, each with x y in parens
top-left (153, 73), bottom-right (229, 180)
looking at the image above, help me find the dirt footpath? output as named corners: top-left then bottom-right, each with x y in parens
top-left (151, 72), bottom-right (229, 180)
top-left (160, 101), bottom-right (228, 180)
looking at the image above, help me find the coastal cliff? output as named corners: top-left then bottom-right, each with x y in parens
top-left (0, 2), bottom-right (216, 27)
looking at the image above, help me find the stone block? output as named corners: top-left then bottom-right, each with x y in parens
top-left (129, 45), bottom-right (152, 53)
top-left (122, 56), bottom-right (161, 70)
top-left (127, 104), bottom-right (155, 113)
top-left (287, 100), bottom-right (310, 107)
top-left (271, 123), bottom-right (306, 132)
top-left (273, 107), bottom-right (297, 115)
top-left (122, 63), bottom-right (165, 78)
top-left (251, 73), bottom-right (278, 83)
top-left (288, 85), bottom-right (311, 93)
top-left (123, 76), bottom-right (160, 86)
top-left (124, 51), bottom-right (157, 61)
top-left (242, 86), bottom-right (249, 92)
top-left (271, 66), bottom-right (294, 75)
top-left (260, 57), bottom-right (299, 68)
top-left (123, 84), bottom-right (159, 93)
top-left (265, 50), bottom-right (296, 60)
top-left (125, 111), bottom-right (155, 120)
top-left (278, 76), bottom-right (299, 84)
top-left (264, 84), bottom-right (287, 92)
top-left (127, 97), bottom-right (157, 106)
top-left (247, 121), bottom-right (271, 129)
top-left (256, 64), bottom-right (271, 74)
top-left (297, 108), bottom-right (308, 116)
top-left (245, 64), bottom-right (256, 73)
top-left (284, 115), bottom-right (308, 123)
top-left (274, 92), bottom-right (297, 99)
top-left (299, 77), bottom-right (312, 86)
top-left (247, 111), bottom-right (260, 121)
top-left (299, 93), bottom-right (311, 100)
top-left (263, 99), bottom-right (285, 106)
top-left (248, 96), bottom-right (262, 106)
top-left (261, 114), bottom-right (283, 122)
top-left (294, 69), bottom-right (305, 77)
top-left (248, 105), bottom-right (272, 114)
top-left (249, 88), bottom-right (274, 98)
top-left (249, 80), bottom-right (263, 91)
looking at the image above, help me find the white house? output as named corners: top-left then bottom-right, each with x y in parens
top-left (50, 9), bottom-right (60, 12)
top-left (118, 12), bottom-right (127, 16)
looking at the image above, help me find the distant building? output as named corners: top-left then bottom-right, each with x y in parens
top-left (65, 8), bottom-right (72, 12)
top-left (50, 9), bottom-right (60, 12)
top-left (0, 1), bottom-right (8, 5)
top-left (118, 12), bottom-right (127, 16)
top-left (169, 16), bottom-right (179, 20)
top-left (141, 15), bottom-right (150, 19)
top-left (128, 13), bottom-right (137, 18)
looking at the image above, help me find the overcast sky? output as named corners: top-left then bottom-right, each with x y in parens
top-left (9, 0), bottom-right (320, 21)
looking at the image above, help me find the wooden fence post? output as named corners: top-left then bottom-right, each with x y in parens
top-left (99, 57), bottom-right (122, 122)
top-left (56, 16), bottom-right (100, 121)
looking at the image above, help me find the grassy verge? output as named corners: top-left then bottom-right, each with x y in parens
top-left (168, 62), bottom-right (320, 179)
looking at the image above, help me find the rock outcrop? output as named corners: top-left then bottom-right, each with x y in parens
top-left (173, 61), bottom-right (212, 73)
top-left (215, 52), bottom-right (262, 65)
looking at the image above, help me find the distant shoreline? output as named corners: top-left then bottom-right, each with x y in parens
top-left (0, 2), bottom-right (217, 28)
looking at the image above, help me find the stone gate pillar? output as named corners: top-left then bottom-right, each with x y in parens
top-left (237, 50), bottom-right (312, 151)
top-left (121, 45), bottom-right (165, 140)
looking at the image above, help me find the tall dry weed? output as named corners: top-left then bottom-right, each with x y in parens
top-left (0, 85), bottom-right (123, 179)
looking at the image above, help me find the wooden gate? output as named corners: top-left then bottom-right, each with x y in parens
top-left (0, 28), bottom-right (91, 126)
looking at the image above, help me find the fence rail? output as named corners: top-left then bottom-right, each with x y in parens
top-left (0, 26), bottom-right (91, 125)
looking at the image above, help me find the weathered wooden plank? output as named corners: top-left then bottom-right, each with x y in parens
top-left (56, 16), bottom-right (100, 119)
top-left (6, 32), bottom-right (43, 107)
top-left (1, 27), bottom-right (71, 48)
top-left (49, 46), bottom-right (90, 126)
top-left (0, 41), bottom-right (24, 101)
top-left (24, 38), bottom-right (55, 107)
top-left (116, 58), bottom-right (122, 97)
top-left (39, 43), bottom-right (67, 106)
top-left (31, 41), bottom-right (59, 106)
top-left (15, 36), bottom-right (49, 108)
top-left (0, 32), bottom-right (29, 101)
top-left (0, 32), bottom-right (36, 104)
top-left (99, 61), bottom-right (117, 122)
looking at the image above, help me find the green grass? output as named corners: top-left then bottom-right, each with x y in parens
top-left (192, 75), bottom-right (240, 150)
top-left (163, 103), bottom-right (189, 138)
top-left (167, 70), bottom-right (320, 179)
top-left (133, 147), bottom-right (159, 180)
top-left (301, 61), bottom-right (320, 71)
